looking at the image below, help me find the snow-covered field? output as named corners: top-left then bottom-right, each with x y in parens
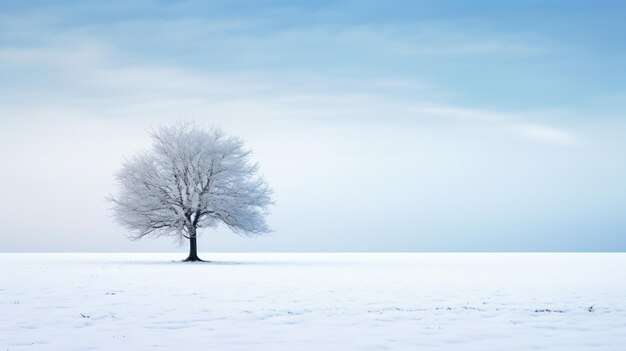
top-left (1, 253), bottom-right (625, 350)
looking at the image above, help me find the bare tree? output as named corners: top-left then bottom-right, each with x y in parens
top-left (109, 123), bottom-right (273, 261)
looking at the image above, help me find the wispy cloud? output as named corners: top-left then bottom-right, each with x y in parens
top-left (414, 105), bottom-right (580, 145)
top-left (506, 123), bottom-right (580, 146)
top-left (0, 37), bottom-right (578, 147)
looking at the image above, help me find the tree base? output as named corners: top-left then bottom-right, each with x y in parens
top-left (182, 256), bottom-right (204, 262)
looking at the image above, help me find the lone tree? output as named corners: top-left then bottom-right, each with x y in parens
top-left (110, 123), bottom-right (273, 261)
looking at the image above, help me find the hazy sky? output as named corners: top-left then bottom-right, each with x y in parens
top-left (1, 0), bottom-right (625, 252)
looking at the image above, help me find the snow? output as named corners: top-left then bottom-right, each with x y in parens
top-left (1, 253), bottom-right (625, 350)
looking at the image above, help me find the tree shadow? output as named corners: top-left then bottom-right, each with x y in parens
top-left (111, 259), bottom-right (339, 266)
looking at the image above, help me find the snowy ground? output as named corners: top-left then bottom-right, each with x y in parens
top-left (1, 253), bottom-right (625, 350)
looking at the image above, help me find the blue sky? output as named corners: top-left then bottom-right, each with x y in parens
top-left (1, 0), bottom-right (625, 252)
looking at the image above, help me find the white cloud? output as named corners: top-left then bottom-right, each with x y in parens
top-left (0, 42), bottom-right (579, 147)
top-left (507, 123), bottom-right (580, 146)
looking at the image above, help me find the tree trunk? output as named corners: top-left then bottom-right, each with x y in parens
top-left (183, 226), bottom-right (202, 262)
